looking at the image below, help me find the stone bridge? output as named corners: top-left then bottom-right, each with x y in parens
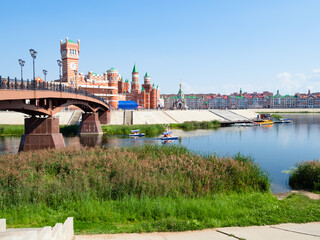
top-left (0, 76), bottom-right (111, 151)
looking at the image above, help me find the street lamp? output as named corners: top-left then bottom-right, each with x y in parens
top-left (93, 80), bottom-right (95, 97)
top-left (43, 69), bottom-right (47, 89)
top-left (74, 70), bottom-right (77, 92)
top-left (84, 76), bottom-right (87, 96)
top-left (57, 59), bottom-right (62, 91)
top-left (29, 49), bottom-right (37, 90)
top-left (18, 59), bottom-right (25, 81)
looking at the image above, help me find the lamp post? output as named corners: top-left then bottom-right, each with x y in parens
top-left (29, 49), bottom-right (37, 90)
top-left (74, 70), bottom-right (77, 93)
top-left (18, 59), bottom-right (25, 89)
top-left (43, 69), bottom-right (47, 89)
top-left (18, 59), bottom-right (25, 80)
top-left (93, 80), bottom-right (95, 97)
top-left (57, 59), bottom-right (62, 91)
top-left (85, 76), bottom-right (87, 96)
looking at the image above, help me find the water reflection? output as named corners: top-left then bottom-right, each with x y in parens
top-left (1, 114), bottom-right (319, 193)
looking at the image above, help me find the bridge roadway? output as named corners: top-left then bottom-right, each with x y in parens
top-left (0, 76), bottom-right (111, 151)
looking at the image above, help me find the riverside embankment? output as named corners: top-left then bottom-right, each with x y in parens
top-left (1, 109), bottom-right (319, 126)
top-left (0, 109), bottom-right (257, 126)
top-left (1, 145), bottom-right (320, 234)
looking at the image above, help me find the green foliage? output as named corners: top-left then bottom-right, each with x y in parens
top-left (289, 160), bottom-right (320, 191)
top-left (101, 124), bottom-right (165, 137)
top-left (271, 114), bottom-right (283, 120)
top-left (0, 145), bottom-right (269, 209)
top-left (171, 120), bottom-right (220, 131)
top-left (2, 193), bottom-right (320, 234)
top-left (60, 125), bottom-right (78, 137)
top-left (0, 125), bottom-right (24, 136)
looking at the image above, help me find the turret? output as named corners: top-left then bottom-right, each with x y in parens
top-left (131, 64), bottom-right (140, 105)
top-left (140, 87), bottom-right (146, 108)
top-left (150, 83), bottom-right (157, 109)
top-left (124, 79), bottom-right (130, 93)
top-left (144, 72), bottom-right (150, 84)
top-left (132, 64), bottom-right (139, 82)
top-left (107, 67), bottom-right (119, 109)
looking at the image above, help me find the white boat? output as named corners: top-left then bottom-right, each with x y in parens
top-left (161, 131), bottom-right (178, 140)
top-left (129, 129), bottom-right (145, 137)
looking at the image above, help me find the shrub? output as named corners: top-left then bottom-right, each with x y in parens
top-left (289, 160), bottom-right (320, 191)
top-left (101, 124), bottom-right (165, 137)
top-left (171, 120), bottom-right (220, 131)
top-left (0, 145), bottom-right (269, 207)
top-left (0, 125), bottom-right (24, 135)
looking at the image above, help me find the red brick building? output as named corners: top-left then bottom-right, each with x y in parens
top-left (58, 38), bottom-right (160, 109)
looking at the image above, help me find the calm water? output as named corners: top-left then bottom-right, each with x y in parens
top-left (1, 114), bottom-right (320, 193)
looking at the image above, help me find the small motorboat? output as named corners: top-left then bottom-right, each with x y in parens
top-left (283, 118), bottom-right (293, 123)
top-left (233, 123), bottom-right (255, 127)
top-left (129, 129), bottom-right (145, 137)
top-left (161, 131), bottom-right (178, 140)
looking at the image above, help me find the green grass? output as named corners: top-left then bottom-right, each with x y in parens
top-left (271, 114), bottom-right (283, 120)
top-left (170, 120), bottom-right (220, 131)
top-left (0, 125), bottom-right (24, 136)
top-left (1, 193), bottom-right (320, 234)
top-left (289, 160), bottom-right (320, 192)
top-left (0, 125), bottom-right (79, 137)
top-left (101, 124), bottom-right (165, 137)
top-left (0, 146), bottom-right (319, 233)
top-left (0, 145), bottom-right (270, 208)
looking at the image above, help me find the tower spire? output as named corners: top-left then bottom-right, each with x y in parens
top-left (132, 64), bottom-right (138, 73)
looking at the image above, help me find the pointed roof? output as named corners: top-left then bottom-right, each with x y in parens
top-left (141, 87), bottom-right (145, 91)
top-left (125, 79), bottom-right (129, 83)
top-left (145, 72), bottom-right (150, 77)
top-left (132, 64), bottom-right (138, 73)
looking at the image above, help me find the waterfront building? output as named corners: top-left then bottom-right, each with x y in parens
top-left (58, 38), bottom-right (160, 109)
top-left (162, 86), bottom-right (320, 109)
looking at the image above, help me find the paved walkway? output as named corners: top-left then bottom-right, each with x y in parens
top-left (75, 222), bottom-right (320, 240)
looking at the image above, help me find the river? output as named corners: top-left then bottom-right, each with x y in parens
top-left (1, 114), bottom-right (319, 193)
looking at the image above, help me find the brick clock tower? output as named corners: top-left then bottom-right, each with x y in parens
top-left (60, 37), bottom-right (79, 83)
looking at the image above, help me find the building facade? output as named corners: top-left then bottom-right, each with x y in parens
top-left (58, 38), bottom-right (160, 109)
top-left (162, 86), bottom-right (320, 109)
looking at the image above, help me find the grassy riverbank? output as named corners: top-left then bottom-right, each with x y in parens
top-left (2, 193), bottom-right (320, 234)
top-left (0, 124), bottom-right (166, 137)
top-left (0, 145), bottom-right (319, 233)
top-left (170, 120), bottom-right (220, 131)
top-left (289, 160), bottom-right (320, 192)
top-left (0, 125), bottom-right (24, 136)
top-left (101, 124), bottom-right (165, 137)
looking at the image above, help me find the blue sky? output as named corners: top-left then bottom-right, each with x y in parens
top-left (1, 0), bottom-right (320, 94)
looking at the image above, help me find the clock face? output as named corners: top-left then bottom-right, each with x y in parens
top-left (70, 62), bottom-right (77, 70)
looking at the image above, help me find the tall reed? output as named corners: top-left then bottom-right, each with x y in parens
top-left (0, 145), bottom-right (269, 208)
top-left (289, 160), bottom-right (320, 191)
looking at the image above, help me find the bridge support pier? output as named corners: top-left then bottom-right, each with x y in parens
top-left (78, 113), bottom-right (103, 135)
top-left (98, 110), bottom-right (110, 125)
top-left (19, 116), bottom-right (65, 152)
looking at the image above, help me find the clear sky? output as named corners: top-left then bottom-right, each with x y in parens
top-left (1, 0), bottom-right (320, 94)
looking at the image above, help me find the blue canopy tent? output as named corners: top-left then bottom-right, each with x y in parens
top-left (117, 101), bottom-right (138, 110)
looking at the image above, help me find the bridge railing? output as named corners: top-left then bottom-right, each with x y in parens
top-left (0, 76), bottom-right (108, 106)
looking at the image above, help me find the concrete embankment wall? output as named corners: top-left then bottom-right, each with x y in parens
top-left (2, 109), bottom-right (318, 126)
top-left (110, 109), bottom-right (259, 125)
top-left (251, 108), bottom-right (320, 113)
